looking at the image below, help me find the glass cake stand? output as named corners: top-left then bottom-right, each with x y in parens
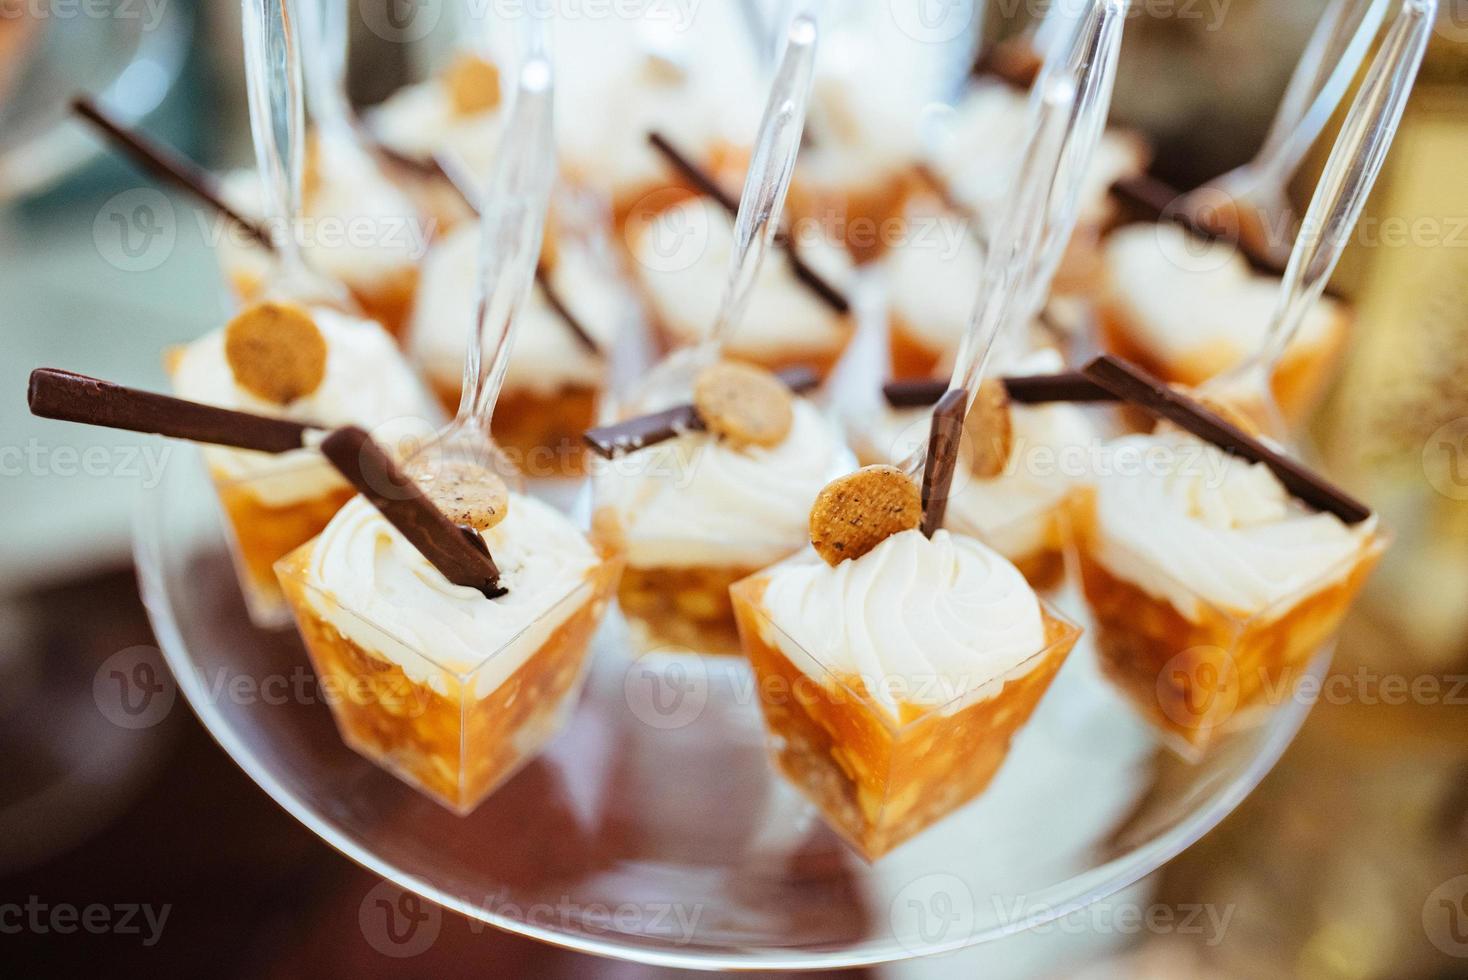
top-left (135, 449), bottom-right (1322, 970)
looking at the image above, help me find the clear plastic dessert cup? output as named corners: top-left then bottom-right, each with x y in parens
top-left (275, 541), bottom-right (623, 814)
top-left (730, 566), bottom-right (1082, 860)
top-left (1069, 488), bottom-right (1388, 759)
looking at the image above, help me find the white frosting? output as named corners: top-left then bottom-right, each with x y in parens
top-left (885, 196), bottom-right (986, 352)
top-left (169, 308), bottom-right (441, 506)
top-left (930, 80), bottom-right (1146, 227)
top-left (1103, 222), bottom-right (1341, 368)
top-left (876, 350), bottom-right (1095, 561)
top-left (595, 398), bottom-right (854, 569)
top-left (629, 197), bottom-right (855, 360)
top-left (408, 223), bottom-right (624, 396)
top-left (216, 134), bottom-right (429, 288)
top-left (305, 493), bottom-right (601, 698)
top-left (372, 75), bottom-right (504, 201)
top-left (1090, 431), bottom-right (1376, 620)
top-left (758, 529), bottom-right (1049, 720)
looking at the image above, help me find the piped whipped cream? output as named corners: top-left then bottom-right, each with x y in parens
top-left (1089, 431), bottom-right (1376, 619)
top-left (305, 492), bottom-right (601, 698)
top-left (596, 397), bottom-right (854, 569)
top-left (758, 529), bottom-right (1048, 719)
top-left (408, 223), bottom-right (625, 396)
top-left (216, 134), bottom-right (428, 288)
top-left (372, 76), bottom-right (503, 201)
top-left (930, 80), bottom-right (1146, 226)
top-left (1103, 223), bottom-right (1342, 368)
top-left (170, 307), bottom-right (441, 506)
top-left (629, 197), bottom-right (855, 361)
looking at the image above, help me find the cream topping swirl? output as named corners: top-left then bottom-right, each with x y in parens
top-left (1103, 223), bottom-right (1343, 367)
top-left (305, 493), bottom-right (601, 697)
top-left (372, 77), bottom-right (504, 200)
top-left (408, 223), bottom-right (624, 395)
top-left (629, 197), bottom-right (855, 360)
top-left (1091, 432), bottom-right (1376, 619)
top-left (759, 529), bottom-right (1048, 719)
top-left (595, 398), bottom-right (854, 569)
top-left (169, 308), bottom-right (441, 506)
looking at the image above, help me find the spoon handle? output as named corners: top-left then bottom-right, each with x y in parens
top-left (1255, 0), bottom-right (1433, 373)
top-left (297, 0), bottom-right (354, 136)
top-left (460, 22), bottom-right (556, 425)
top-left (704, 13), bottom-right (819, 357)
top-left (241, 0), bottom-right (308, 275)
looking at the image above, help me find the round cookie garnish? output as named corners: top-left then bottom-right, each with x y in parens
top-left (964, 378), bottom-right (1013, 478)
top-left (446, 54), bottom-right (501, 116)
top-left (809, 465), bottom-right (922, 567)
top-left (223, 301), bottom-right (328, 405)
top-left (417, 458), bottom-right (509, 532)
top-left (693, 361), bottom-right (794, 449)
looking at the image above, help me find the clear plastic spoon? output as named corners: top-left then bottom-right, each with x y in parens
top-left (1202, 0), bottom-right (1435, 437)
top-left (240, 0), bottom-right (355, 309)
top-left (1180, 0), bottom-right (1389, 264)
top-left (635, 12), bottom-right (819, 407)
top-left (407, 24), bottom-right (556, 485)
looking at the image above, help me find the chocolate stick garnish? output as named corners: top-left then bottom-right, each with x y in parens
top-left (583, 365), bottom-right (818, 459)
top-left (1080, 354), bottom-right (1371, 524)
top-left (919, 387), bottom-right (967, 537)
top-left (883, 372), bottom-right (1117, 408)
top-left (647, 131), bottom-right (851, 315)
top-left (72, 96), bottom-right (275, 251)
top-left (28, 368), bottom-right (316, 454)
top-left (535, 264), bottom-right (600, 355)
top-left (319, 426), bottom-right (506, 597)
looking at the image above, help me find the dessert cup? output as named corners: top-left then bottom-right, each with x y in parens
top-left (275, 500), bottom-right (622, 813)
top-left (1097, 223), bottom-right (1350, 424)
top-left (409, 222), bottom-right (626, 477)
top-left (626, 196), bottom-right (857, 381)
top-left (731, 551), bottom-right (1082, 860)
top-left (1069, 444), bottom-right (1386, 757)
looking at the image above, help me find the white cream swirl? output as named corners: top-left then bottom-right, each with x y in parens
top-left (759, 529), bottom-right (1048, 719)
top-left (305, 492), bottom-right (601, 698)
top-left (372, 78), bottom-right (504, 200)
top-left (630, 197), bottom-right (855, 361)
top-left (408, 224), bottom-right (625, 396)
top-left (595, 398), bottom-right (854, 569)
top-left (1103, 223), bottom-right (1342, 367)
top-left (1091, 432), bottom-right (1376, 619)
top-left (169, 308), bottom-right (441, 506)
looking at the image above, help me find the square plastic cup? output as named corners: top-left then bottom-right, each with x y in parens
top-left (1069, 490), bottom-right (1388, 759)
top-left (275, 541), bottom-right (623, 814)
top-left (730, 568), bottom-right (1082, 860)
top-left (206, 452), bottom-right (356, 629)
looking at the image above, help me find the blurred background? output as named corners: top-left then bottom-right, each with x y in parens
top-left (2, 0), bottom-right (1467, 976)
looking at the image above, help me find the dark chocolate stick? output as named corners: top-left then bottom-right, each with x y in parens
top-left (646, 131), bottom-right (851, 315)
top-left (535, 264), bottom-right (600, 355)
top-left (883, 372), bottom-right (1117, 408)
top-left (582, 365), bottom-right (821, 459)
top-left (72, 96), bottom-right (275, 251)
top-left (28, 368), bottom-right (316, 454)
top-left (319, 426), bottom-right (506, 598)
top-left (920, 388), bottom-right (968, 537)
top-left (1079, 355), bottom-right (1371, 524)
